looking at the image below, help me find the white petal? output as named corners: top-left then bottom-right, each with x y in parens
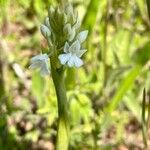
top-left (67, 55), bottom-right (75, 67)
top-left (58, 53), bottom-right (71, 65)
top-left (74, 55), bottom-right (83, 67)
top-left (29, 61), bottom-right (41, 69)
top-left (64, 42), bottom-right (70, 53)
top-left (69, 40), bottom-right (80, 53)
top-left (77, 30), bottom-right (88, 43)
top-left (40, 64), bottom-right (50, 76)
top-left (76, 49), bottom-right (87, 57)
top-left (31, 54), bottom-right (49, 62)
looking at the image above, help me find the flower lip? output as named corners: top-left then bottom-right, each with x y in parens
top-left (67, 54), bottom-right (83, 67)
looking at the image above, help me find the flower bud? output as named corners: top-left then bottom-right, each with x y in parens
top-left (63, 13), bottom-right (68, 24)
top-left (44, 17), bottom-right (51, 29)
top-left (40, 24), bottom-right (51, 38)
top-left (73, 15), bottom-right (81, 29)
top-left (48, 6), bottom-right (55, 16)
top-left (63, 24), bottom-right (75, 41)
top-left (57, 7), bottom-right (62, 16)
top-left (65, 4), bottom-right (73, 16)
top-left (77, 30), bottom-right (88, 43)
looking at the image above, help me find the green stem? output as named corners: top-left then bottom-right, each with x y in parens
top-left (146, 0), bottom-right (150, 21)
top-left (50, 60), bottom-right (70, 150)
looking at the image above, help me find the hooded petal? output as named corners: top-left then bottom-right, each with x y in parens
top-left (29, 61), bottom-right (41, 69)
top-left (69, 40), bottom-right (80, 53)
top-left (31, 54), bottom-right (49, 62)
top-left (58, 53), bottom-right (71, 65)
top-left (77, 30), bottom-right (88, 43)
top-left (30, 55), bottom-right (41, 62)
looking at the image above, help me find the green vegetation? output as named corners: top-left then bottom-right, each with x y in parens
top-left (0, 0), bottom-right (149, 149)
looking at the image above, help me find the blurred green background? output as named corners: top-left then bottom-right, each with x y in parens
top-left (0, 0), bottom-right (150, 149)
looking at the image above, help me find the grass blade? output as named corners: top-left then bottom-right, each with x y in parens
top-left (107, 65), bottom-right (141, 113)
top-left (82, 0), bottom-right (100, 32)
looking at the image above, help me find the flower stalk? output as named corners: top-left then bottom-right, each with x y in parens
top-left (50, 61), bottom-right (69, 150)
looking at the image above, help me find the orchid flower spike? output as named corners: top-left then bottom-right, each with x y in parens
top-left (30, 4), bottom-right (88, 77)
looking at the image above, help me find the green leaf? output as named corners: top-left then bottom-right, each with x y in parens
top-left (135, 0), bottom-right (145, 17)
top-left (70, 94), bottom-right (93, 125)
top-left (31, 72), bottom-right (45, 107)
top-left (65, 68), bottom-right (76, 90)
top-left (132, 41), bottom-right (150, 66)
top-left (82, 0), bottom-right (101, 32)
top-left (107, 65), bottom-right (141, 113)
top-left (123, 93), bottom-right (141, 121)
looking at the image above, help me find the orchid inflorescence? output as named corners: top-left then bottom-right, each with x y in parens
top-left (29, 4), bottom-right (88, 76)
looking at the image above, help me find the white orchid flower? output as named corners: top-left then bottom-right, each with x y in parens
top-left (77, 30), bottom-right (88, 44)
top-left (58, 40), bottom-right (87, 68)
top-left (29, 54), bottom-right (50, 76)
